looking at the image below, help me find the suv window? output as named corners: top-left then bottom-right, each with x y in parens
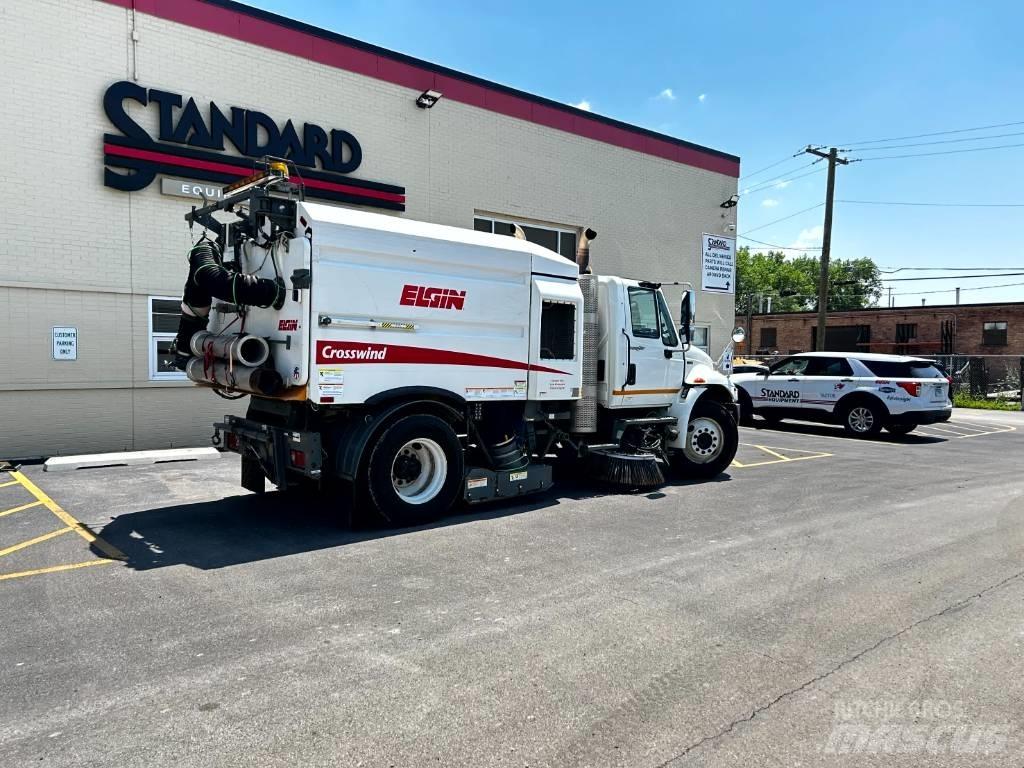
top-left (769, 357), bottom-right (810, 376)
top-left (861, 360), bottom-right (945, 378)
top-left (804, 357), bottom-right (853, 377)
top-left (628, 287), bottom-right (660, 339)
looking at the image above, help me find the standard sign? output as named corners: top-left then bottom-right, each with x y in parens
top-left (701, 234), bottom-right (736, 294)
top-left (52, 327), bottom-right (78, 361)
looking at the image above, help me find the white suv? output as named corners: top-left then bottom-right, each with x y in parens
top-left (731, 352), bottom-right (952, 437)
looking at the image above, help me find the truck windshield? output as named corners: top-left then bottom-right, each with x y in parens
top-left (628, 287), bottom-right (660, 339)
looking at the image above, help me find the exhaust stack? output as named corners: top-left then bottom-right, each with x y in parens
top-left (576, 227), bottom-right (597, 275)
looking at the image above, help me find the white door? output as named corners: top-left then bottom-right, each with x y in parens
top-left (756, 356), bottom-right (809, 411)
top-left (611, 285), bottom-right (684, 408)
top-left (798, 356), bottom-right (856, 414)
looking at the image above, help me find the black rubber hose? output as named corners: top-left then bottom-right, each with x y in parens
top-left (171, 241), bottom-right (285, 369)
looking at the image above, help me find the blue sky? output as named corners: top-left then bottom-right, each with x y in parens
top-left (246, 0), bottom-right (1024, 307)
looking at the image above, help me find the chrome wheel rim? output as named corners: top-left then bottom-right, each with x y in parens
top-left (391, 438), bottom-right (447, 504)
top-left (685, 417), bottom-right (724, 464)
top-left (848, 406), bottom-right (874, 433)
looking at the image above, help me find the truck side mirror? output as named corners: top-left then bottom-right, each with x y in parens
top-left (680, 290), bottom-right (696, 345)
top-left (626, 363), bottom-right (637, 386)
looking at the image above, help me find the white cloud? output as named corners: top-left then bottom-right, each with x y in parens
top-left (774, 180), bottom-right (791, 189)
top-left (698, 93), bottom-right (707, 103)
top-left (656, 88), bottom-right (676, 101)
top-left (571, 99), bottom-right (591, 111)
top-left (791, 225), bottom-right (824, 250)
top-left (761, 198), bottom-right (780, 208)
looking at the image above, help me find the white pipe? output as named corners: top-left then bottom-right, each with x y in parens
top-left (190, 331), bottom-right (270, 368)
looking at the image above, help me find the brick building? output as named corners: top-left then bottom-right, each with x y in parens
top-left (735, 301), bottom-right (1024, 358)
top-left (1, 0), bottom-right (740, 457)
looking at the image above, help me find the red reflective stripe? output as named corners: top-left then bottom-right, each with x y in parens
top-left (315, 341), bottom-right (568, 375)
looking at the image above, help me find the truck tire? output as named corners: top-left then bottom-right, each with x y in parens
top-left (669, 399), bottom-right (739, 480)
top-left (841, 398), bottom-right (884, 438)
top-left (365, 414), bottom-right (464, 527)
top-left (737, 390), bottom-right (754, 426)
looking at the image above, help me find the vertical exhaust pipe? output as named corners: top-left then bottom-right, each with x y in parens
top-left (576, 227), bottom-right (597, 275)
top-left (571, 226), bottom-right (598, 433)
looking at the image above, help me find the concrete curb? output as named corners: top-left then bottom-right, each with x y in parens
top-left (44, 447), bottom-right (221, 472)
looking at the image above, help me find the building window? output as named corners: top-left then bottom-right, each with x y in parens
top-left (760, 327), bottom-right (777, 349)
top-left (982, 321), bottom-right (1007, 346)
top-left (691, 326), bottom-right (710, 354)
top-left (895, 323), bottom-right (917, 343)
top-left (149, 297), bottom-right (187, 381)
top-left (474, 216), bottom-right (577, 260)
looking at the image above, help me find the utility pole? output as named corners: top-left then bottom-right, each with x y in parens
top-left (804, 146), bottom-right (849, 350)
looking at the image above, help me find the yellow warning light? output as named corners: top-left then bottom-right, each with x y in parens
top-left (269, 162), bottom-right (289, 176)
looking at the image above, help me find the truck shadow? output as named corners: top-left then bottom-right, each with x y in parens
top-left (92, 474), bottom-right (729, 572)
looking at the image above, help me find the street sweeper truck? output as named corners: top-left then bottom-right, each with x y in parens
top-left (171, 163), bottom-right (739, 525)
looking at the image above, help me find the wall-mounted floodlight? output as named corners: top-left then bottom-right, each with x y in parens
top-left (416, 90), bottom-right (443, 109)
top-left (719, 194), bottom-right (739, 209)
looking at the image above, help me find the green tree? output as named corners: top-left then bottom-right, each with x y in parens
top-left (736, 247), bottom-right (881, 312)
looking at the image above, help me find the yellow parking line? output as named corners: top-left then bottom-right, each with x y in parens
top-left (732, 454), bottom-right (834, 468)
top-left (0, 527), bottom-right (73, 558)
top-left (9, 472), bottom-right (125, 561)
top-left (730, 459), bottom-right (747, 468)
top-left (751, 445), bottom-right (792, 462)
top-left (958, 426), bottom-right (1015, 438)
top-left (0, 500), bottom-right (43, 519)
top-left (0, 480), bottom-right (20, 489)
top-left (0, 558), bottom-right (115, 582)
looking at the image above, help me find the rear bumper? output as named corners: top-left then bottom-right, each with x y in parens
top-left (888, 408), bottom-right (952, 426)
top-left (214, 415), bottom-right (322, 486)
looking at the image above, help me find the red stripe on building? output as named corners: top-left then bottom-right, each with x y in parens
top-left (98, 0), bottom-right (739, 177)
top-left (315, 340), bottom-right (568, 375)
top-left (103, 143), bottom-right (405, 202)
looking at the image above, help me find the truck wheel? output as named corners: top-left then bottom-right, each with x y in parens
top-left (885, 423), bottom-right (916, 436)
top-left (365, 414), bottom-right (464, 527)
top-left (842, 399), bottom-right (883, 438)
top-left (737, 390), bottom-right (754, 426)
top-left (669, 400), bottom-right (739, 480)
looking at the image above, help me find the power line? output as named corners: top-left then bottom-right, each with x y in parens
top-left (892, 280), bottom-right (1024, 296)
top-left (855, 141), bottom-right (1024, 161)
top-left (880, 266), bottom-right (1024, 273)
top-left (844, 130), bottom-right (1024, 152)
top-left (737, 236), bottom-right (822, 251)
top-left (838, 119), bottom-right (1024, 147)
top-left (740, 161), bottom-right (821, 194)
top-left (738, 150), bottom-right (805, 182)
top-left (841, 199), bottom-right (1024, 208)
top-left (882, 272), bottom-right (1024, 282)
top-left (741, 167), bottom-right (827, 197)
top-left (738, 203), bottom-right (824, 236)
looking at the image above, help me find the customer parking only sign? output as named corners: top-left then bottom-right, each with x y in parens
top-left (701, 234), bottom-right (736, 294)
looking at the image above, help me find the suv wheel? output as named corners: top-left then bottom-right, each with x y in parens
top-left (842, 400), bottom-right (883, 438)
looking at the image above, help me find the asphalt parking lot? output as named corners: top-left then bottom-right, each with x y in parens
top-left (1, 408), bottom-right (1022, 767)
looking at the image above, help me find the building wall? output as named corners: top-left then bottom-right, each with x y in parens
top-left (735, 303), bottom-right (1024, 358)
top-left (0, 0), bottom-right (738, 458)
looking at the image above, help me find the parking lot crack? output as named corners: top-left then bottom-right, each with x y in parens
top-left (654, 566), bottom-right (1024, 767)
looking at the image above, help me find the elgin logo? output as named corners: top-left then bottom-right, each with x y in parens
top-left (400, 284), bottom-right (466, 310)
top-left (278, 319), bottom-right (299, 331)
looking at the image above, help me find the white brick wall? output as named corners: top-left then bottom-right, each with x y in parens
top-left (0, 0), bottom-right (738, 457)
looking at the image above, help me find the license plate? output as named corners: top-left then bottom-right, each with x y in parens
top-left (930, 384), bottom-right (945, 402)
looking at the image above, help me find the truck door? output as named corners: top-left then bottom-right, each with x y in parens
top-left (609, 285), bottom-right (684, 408)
